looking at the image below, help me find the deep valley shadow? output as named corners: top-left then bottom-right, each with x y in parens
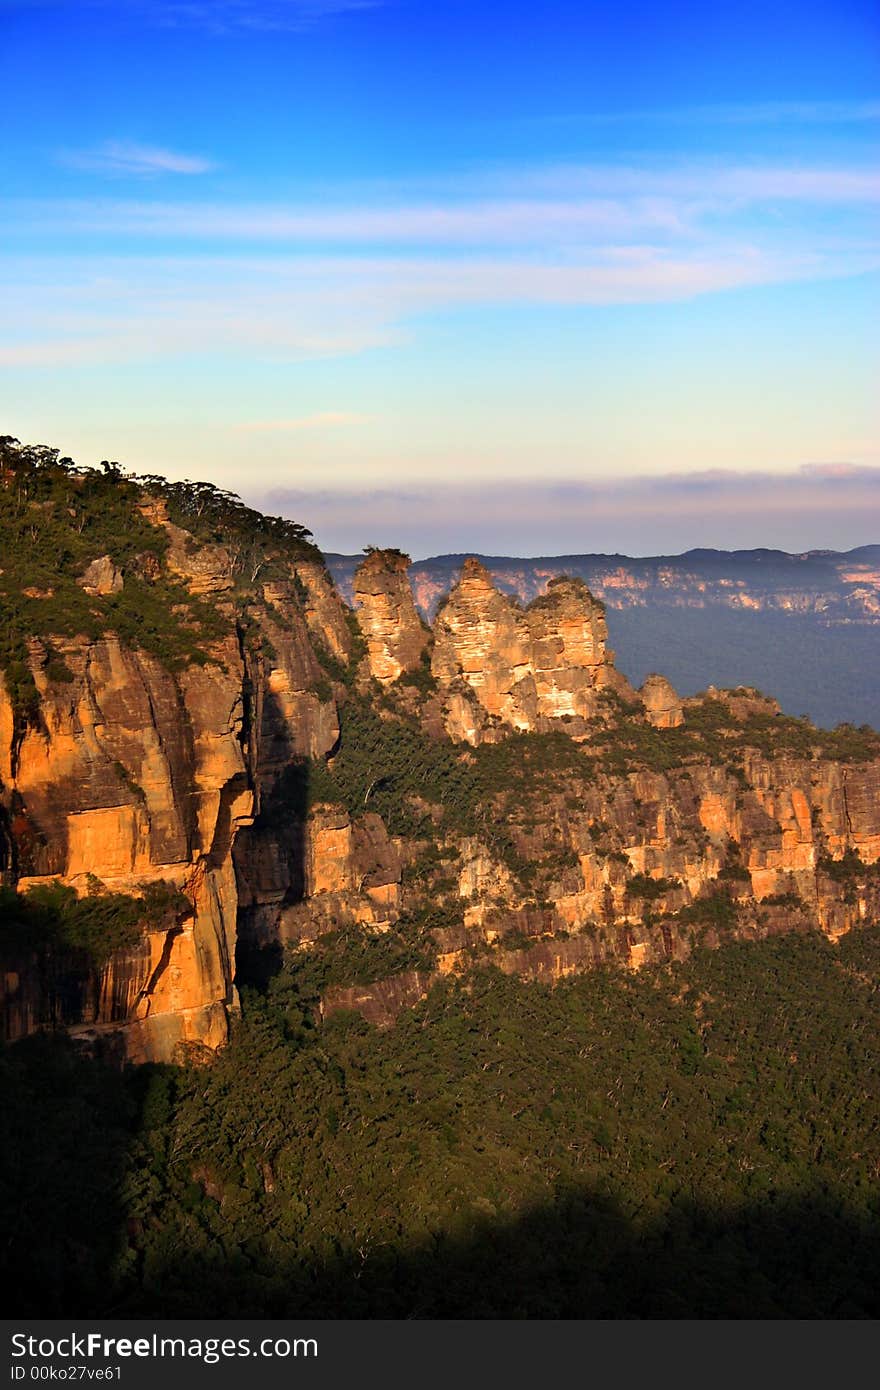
top-left (3, 1031), bottom-right (878, 1320)
top-left (114, 1188), bottom-right (880, 1320)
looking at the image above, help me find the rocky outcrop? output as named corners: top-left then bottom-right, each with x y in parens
top-left (77, 555), bottom-right (123, 596)
top-left (640, 674), bottom-right (684, 728)
top-left (431, 561), bottom-right (637, 742)
top-left (353, 549), bottom-right (428, 684)
top-left (328, 545), bottom-right (880, 626)
top-left (319, 748), bottom-right (880, 1027)
top-left (326, 549), bottom-right (880, 730)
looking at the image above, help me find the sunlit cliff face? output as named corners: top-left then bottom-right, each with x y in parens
top-left (2, 539), bottom-right (879, 1058)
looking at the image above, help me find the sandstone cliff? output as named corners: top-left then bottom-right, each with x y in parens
top-left (0, 450), bottom-right (353, 1060)
top-left (316, 732), bottom-right (880, 1026)
top-left (3, 446), bottom-right (879, 1059)
top-left (0, 630), bottom-right (250, 1060)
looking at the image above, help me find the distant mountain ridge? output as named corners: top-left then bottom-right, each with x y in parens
top-left (327, 545), bottom-right (880, 730)
top-left (327, 544), bottom-right (880, 621)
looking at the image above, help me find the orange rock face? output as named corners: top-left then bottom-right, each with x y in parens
top-left (353, 549), bottom-right (428, 684)
top-left (431, 560), bottom-right (638, 743)
top-left (0, 532), bottom-right (353, 1060)
top-left (306, 808), bottom-right (354, 895)
top-left (0, 631), bottom-right (250, 1059)
top-left (282, 562), bottom-right (353, 665)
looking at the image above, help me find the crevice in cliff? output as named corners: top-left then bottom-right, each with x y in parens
top-left (234, 620), bottom-right (261, 816)
top-left (842, 771), bottom-right (855, 845)
top-left (132, 922), bottom-right (184, 1019)
top-left (9, 715), bottom-right (26, 784)
top-left (168, 681), bottom-right (199, 862)
top-left (207, 772), bottom-right (250, 869)
top-left (231, 678), bottom-right (312, 993)
top-left (0, 798), bottom-right (15, 881)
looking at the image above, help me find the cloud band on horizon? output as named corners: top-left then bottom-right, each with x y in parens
top-left (255, 464), bottom-right (880, 559)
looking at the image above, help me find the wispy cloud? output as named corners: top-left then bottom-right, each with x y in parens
top-left (24, 162), bottom-right (880, 243)
top-left (1, 232), bottom-right (877, 368)
top-left (233, 411), bottom-right (369, 430)
top-left (532, 100), bottom-right (880, 130)
top-left (686, 100), bottom-right (880, 126)
top-left (41, 195), bottom-right (688, 243)
top-left (61, 140), bottom-right (215, 176)
top-left (0, 1), bottom-right (379, 32)
top-left (481, 163), bottom-right (880, 207)
top-left (4, 157), bottom-right (879, 368)
top-left (4, 239), bottom-right (870, 369)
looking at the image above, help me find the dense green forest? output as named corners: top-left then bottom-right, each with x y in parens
top-left (3, 928), bottom-right (879, 1318)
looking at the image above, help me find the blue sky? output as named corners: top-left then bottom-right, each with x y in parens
top-left (1, 0), bottom-right (878, 555)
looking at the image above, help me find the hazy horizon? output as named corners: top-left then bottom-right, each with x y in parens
top-left (256, 463), bottom-right (880, 558)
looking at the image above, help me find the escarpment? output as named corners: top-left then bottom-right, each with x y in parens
top-left (0, 636), bottom-right (251, 1058)
top-left (0, 439), bottom-right (349, 1060)
top-left (2, 440), bottom-right (879, 1058)
top-left (305, 553), bottom-right (880, 1026)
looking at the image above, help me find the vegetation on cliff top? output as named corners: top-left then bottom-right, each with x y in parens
top-left (3, 927), bottom-right (879, 1317)
top-left (277, 694), bottom-right (599, 906)
top-left (589, 689), bottom-right (880, 773)
top-left (0, 435), bottom-right (320, 721)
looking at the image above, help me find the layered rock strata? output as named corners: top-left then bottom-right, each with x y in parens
top-left (321, 748), bottom-right (880, 1026)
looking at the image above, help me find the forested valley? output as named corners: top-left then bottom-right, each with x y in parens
top-left (4, 928), bottom-right (879, 1318)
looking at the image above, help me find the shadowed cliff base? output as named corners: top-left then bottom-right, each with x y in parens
top-left (232, 690), bottom-right (312, 994)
